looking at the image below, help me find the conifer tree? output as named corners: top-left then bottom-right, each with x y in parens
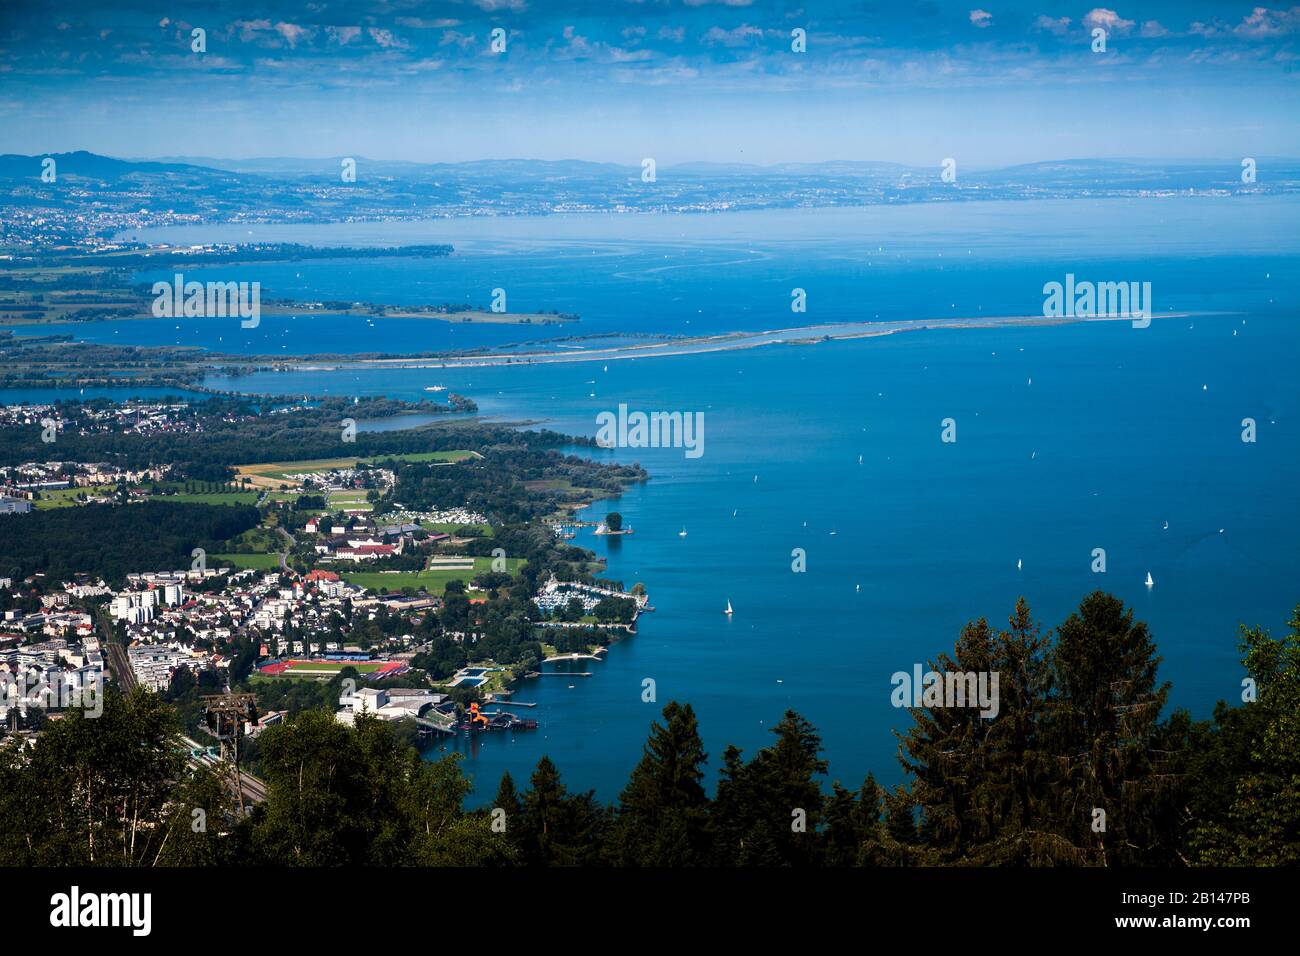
top-left (1048, 591), bottom-right (1173, 865)
top-left (611, 701), bottom-right (710, 866)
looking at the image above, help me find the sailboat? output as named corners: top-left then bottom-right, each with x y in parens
top-left (1017, 559), bottom-right (1022, 570)
top-left (1145, 572), bottom-right (1154, 589)
top-left (1163, 520), bottom-right (1169, 530)
top-left (724, 600), bottom-right (733, 616)
top-left (678, 527), bottom-right (687, 538)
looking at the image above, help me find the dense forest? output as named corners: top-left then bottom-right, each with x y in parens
top-left (1, 591), bottom-right (1294, 867)
top-left (0, 500), bottom-right (260, 585)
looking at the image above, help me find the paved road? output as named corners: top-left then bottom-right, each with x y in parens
top-left (276, 525), bottom-right (295, 572)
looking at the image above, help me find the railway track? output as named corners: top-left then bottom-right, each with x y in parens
top-left (179, 735), bottom-right (269, 805)
top-left (104, 641), bottom-right (136, 694)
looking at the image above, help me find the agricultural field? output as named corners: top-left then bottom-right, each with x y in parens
top-left (31, 486), bottom-right (116, 509)
top-left (159, 488), bottom-right (261, 506)
top-left (30, 482), bottom-right (261, 509)
top-left (421, 521), bottom-right (493, 536)
top-left (342, 555), bottom-right (523, 594)
top-left (214, 552), bottom-right (281, 570)
top-left (235, 450), bottom-right (476, 489)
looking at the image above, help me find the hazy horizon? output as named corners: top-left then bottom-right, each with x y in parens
top-left (3, 1), bottom-right (1299, 165)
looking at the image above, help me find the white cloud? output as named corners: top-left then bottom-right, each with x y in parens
top-left (395, 18), bottom-right (461, 29)
top-left (1083, 9), bottom-right (1136, 34)
top-left (326, 26), bottom-right (361, 46)
top-left (969, 10), bottom-right (993, 28)
top-left (274, 23), bottom-right (313, 48)
top-left (440, 31), bottom-right (477, 50)
top-left (367, 28), bottom-right (407, 49)
top-left (608, 47), bottom-right (654, 62)
top-left (1235, 6), bottom-right (1300, 37)
top-left (703, 24), bottom-right (764, 46)
top-left (230, 19), bottom-right (274, 43)
top-left (1033, 15), bottom-right (1071, 36)
top-left (1138, 20), bottom-right (1168, 38)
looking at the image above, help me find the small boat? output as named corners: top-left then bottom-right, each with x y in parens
top-left (1145, 572), bottom-right (1154, 589)
top-left (1017, 559), bottom-right (1022, 570)
top-left (858, 455), bottom-right (863, 465)
top-left (424, 385), bottom-right (447, 392)
top-left (724, 600), bottom-right (733, 616)
top-left (678, 527), bottom-right (687, 537)
top-left (1163, 520), bottom-right (1169, 530)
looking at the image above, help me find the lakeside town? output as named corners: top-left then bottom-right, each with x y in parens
top-left (0, 394), bottom-right (650, 753)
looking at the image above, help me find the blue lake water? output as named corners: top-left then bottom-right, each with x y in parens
top-left (203, 316), bottom-right (1299, 805)
top-left (13, 198), bottom-right (1297, 804)
top-left (7, 197), bottom-right (1294, 355)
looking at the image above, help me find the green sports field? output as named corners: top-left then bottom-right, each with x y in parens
top-left (282, 659), bottom-right (386, 674)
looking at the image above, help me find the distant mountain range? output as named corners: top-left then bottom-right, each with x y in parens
top-left (3, 151), bottom-right (1296, 245)
top-left (5, 151), bottom-right (1296, 187)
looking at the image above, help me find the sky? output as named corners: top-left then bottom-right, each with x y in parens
top-left (1, 1), bottom-right (1297, 166)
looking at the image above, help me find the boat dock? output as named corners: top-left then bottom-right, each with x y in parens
top-left (525, 671), bottom-right (592, 678)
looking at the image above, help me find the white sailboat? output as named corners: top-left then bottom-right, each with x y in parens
top-left (1017, 559), bottom-right (1022, 570)
top-left (1145, 572), bottom-right (1154, 589)
top-left (678, 527), bottom-right (687, 537)
top-left (724, 600), bottom-right (733, 616)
